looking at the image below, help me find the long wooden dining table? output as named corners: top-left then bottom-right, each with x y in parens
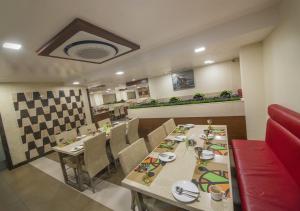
top-left (122, 125), bottom-right (234, 211)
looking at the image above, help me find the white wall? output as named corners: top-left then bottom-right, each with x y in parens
top-left (0, 83), bottom-right (92, 165)
top-left (239, 43), bottom-right (267, 140)
top-left (148, 61), bottom-right (241, 99)
top-left (263, 0), bottom-right (300, 112)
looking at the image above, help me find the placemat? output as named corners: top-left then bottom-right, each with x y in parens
top-left (192, 160), bottom-right (231, 198)
top-left (126, 140), bottom-right (180, 186)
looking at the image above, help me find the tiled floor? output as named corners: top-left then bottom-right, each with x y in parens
top-left (0, 150), bottom-right (241, 211)
top-left (0, 164), bottom-right (111, 211)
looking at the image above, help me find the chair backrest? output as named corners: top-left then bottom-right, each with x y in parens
top-left (114, 107), bottom-right (120, 116)
top-left (97, 118), bottom-right (111, 128)
top-left (110, 123), bottom-right (127, 160)
top-left (127, 118), bottom-right (139, 144)
top-left (120, 106), bottom-right (126, 115)
top-left (54, 129), bottom-right (77, 146)
top-left (119, 138), bottom-right (149, 175)
top-left (266, 104), bottom-right (300, 187)
top-left (147, 126), bottom-right (167, 151)
top-left (84, 132), bottom-right (109, 178)
top-left (79, 124), bottom-right (97, 136)
top-left (162, 118), bottom-right (176, 135)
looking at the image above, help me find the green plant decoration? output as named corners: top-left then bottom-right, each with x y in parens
top-left (169, 97), bottom-right (181, 103)
top-left (220, 90), bottom-right (232, 98)
top-left (150, 99), bottom-right (157, 104)
top-left (193, 93), bottom-right (205, 101)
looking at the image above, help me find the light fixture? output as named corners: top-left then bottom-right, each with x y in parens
top-left (105, 90), bottom-right (109, 93)
top-left (194, 46), bottom-right (206, 53)
top-left (2, 42), bottom-right (22, 50)
top-left (72, 81), bottom-right (80, 85)
top-left (115, 71), bottom-right (124, 75)
top-left (204, 60), bottom-right (215, 64)
top-left (107, 88), bottom-right (111, 91)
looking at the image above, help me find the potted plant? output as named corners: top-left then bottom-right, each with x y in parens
top-left (220, 90), bottom-right (232, 98)
top-left (193, 93), bottom-right (205, 101)
top-left (169, 97), bottom-right (181, 104)
top-left (149, 99), bottom-right (157, 104)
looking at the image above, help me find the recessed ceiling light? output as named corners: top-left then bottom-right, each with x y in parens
top-left (137, 86), bottom-right (140, 89)
top-left (115, 71), bottom-right (124, 75)
top-left (107, 88), bottom-right (111, 91)
top-left (105, 90), bottom-right (109, 93)
top-left (204, 60), bottom-right (215, 64)
top-left (194, 46), bottom-right (206, 53)
top-left (2, 42), bottom-right (22, 50)
top-left (72, 81), bottom-right (80, 85)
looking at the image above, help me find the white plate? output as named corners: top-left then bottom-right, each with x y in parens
top-left (200, 150), bottom-right (215, 160)
top-left (70, 145), bottom-right (84, 152)
top-left (172, 180), bottom-right (199, 203)
top-left (185, 124), bottom-right (195, 128)
top-left (76, 135), bottom-right (87, 139)
top-left (173, 135), bottom-right (186, 142)
top-left (158, 152), bottom-right (176, 162)
top-left (208, 134), bottom-right (214, 140)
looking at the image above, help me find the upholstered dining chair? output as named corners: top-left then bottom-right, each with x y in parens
top-left (113, 106), bottom-right (121, 119)
top-left (97, 118), bottom-right (112, 128)
top-left (82, 132), bottom-right (110, 193)
top-left (53, 129), bottom-right (79, 180)
top-left (162, 118), bottom-right (176, 135)
top-left (119, 138), bottom-right (179, 211)
top-left (109, 123), bottom-right (127, 167)
top-left (79, 123), bottom-right (97, 136)
top-left (120, 105), bottom-right (126, 117)
top-left (147, 126), bottom-right (167, 151)
top-left (127, 118), bottom-right (139, 144)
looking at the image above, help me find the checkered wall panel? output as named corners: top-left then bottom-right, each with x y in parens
top-left (13, 89), bottom-right (86, 160)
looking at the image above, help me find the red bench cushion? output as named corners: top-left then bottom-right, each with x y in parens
top-left (232, 140), bottom-right (300, 211)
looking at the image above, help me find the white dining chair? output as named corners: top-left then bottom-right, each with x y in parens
top-left (147, 126), bottom-right (167, 151)
top-left (113, 106), bottom-right (121, 119)
top-left (127, 118), bottom-right (139, 144)
top-left (82, 132), bottom-right (110, 193)
top-left (53, 129), bottom-right (79, 179)
top-left (109, 123), bottom-right (127, 167)
top-left (79, 123), bottom-right (97, 136)
top-left (162, 118), bottom-right (176, 135)
top-left (119, 138), bottom-right (178, 211)
top-left (120, 105), bottom-right (126, 117)
top-left (97, 118), bottom-right (112, 128)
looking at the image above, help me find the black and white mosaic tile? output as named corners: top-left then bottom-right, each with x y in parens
top-left (13, 89), bottom-right (86, 160)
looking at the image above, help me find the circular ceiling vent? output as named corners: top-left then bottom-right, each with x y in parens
top-left (64, 40), bottom-right (119, 61)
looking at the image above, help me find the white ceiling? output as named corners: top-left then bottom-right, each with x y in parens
top-left (0, 0), bottom-right (280, 86)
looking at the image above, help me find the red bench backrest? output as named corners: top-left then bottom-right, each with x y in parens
top-left (266, 104), bottom-right (300, 187)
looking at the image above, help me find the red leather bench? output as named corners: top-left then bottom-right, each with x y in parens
top-left (232, 104), bottom-right (300, 211)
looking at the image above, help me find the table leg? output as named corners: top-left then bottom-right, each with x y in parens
top-left (135, 191), bottom-right (146, 211)
top-left (75, 155), bottom-right (84, 191)
top-left (58, 152), bottom-right (68, 183)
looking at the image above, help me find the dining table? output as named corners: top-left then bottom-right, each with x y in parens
top-left (122, 124), bottom-right (233, 211)
top-left (52, 128), bottom-right (111, 191)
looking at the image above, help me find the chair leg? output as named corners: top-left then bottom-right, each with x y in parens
top-left (90, 176), bottom-right (95, 193)
top-left (130, 191), bottom-right (136, 211)
top-left (114, 160), bottom-right (118, 169)
top-left (73, 168), bottom-right (79, 183)
top-left (107, 165), bottom-right (111, 176)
